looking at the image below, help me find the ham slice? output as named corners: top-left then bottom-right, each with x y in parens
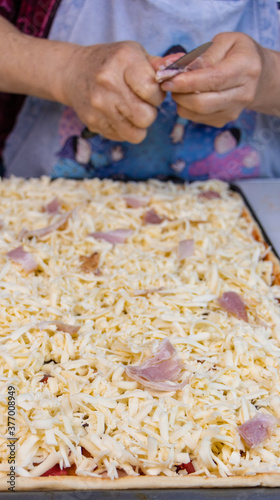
top-left (42, 465), bottom-right (67, 477)
top-left (6, 246), bottom-right (38, 273)
top-left (198, 191), bottom-right (221, 200)
top-left (100, 469), bottom-right (128, 479)
top-left (238, 413), bottom-right (279, 448)
top-left (155, 52), bottom-right (187, 83)
top-left (142, 209), bottom-right (164, 225)
top-left (20, 212), bottom-right (70, 240)
top-left (134, 287), bottom-right (164, 296)
top-left (89, 229), bottom-right (133, 244)
top-left (126, 339), bottom-right (187, 391)
top-left (123, 195), bottom-right (150, 208)
top-left (38, 321), bottom-right (80, 335)
top-left (176, 461), bottom-right (196, 474)
top-left (156, 67), bottom-right (184, 83)
top-left (218, 291), bottom-right (248, 322)
top-left (178, 239), bottom-right (194, 260)
top-left (43, 197), bottom-right (61, 214)
top-left (81, 447), bottom-right (92, 458)
top-left (80, 252), bottom-right (100, 273)
top-left (40, 374), bottom-right (53, 383)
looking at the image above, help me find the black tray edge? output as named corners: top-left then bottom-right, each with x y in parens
top-left (230, 183), bottom-right (280, 260)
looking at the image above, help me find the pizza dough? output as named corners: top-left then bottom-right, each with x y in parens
top-left (0, 177), bottom-right (279, 490)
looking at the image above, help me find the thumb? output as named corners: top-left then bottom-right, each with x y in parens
top-left (148, 53), bottom-right (186, 72)
top-left (148, 55), bottom-right (164, 72)
top-left (193, 33), bottom-right (237, 69)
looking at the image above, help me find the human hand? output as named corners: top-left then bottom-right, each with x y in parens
top-left (156, 33), bottom-right (267, 128)
top-left (63, 41), bottom-right (165, 143)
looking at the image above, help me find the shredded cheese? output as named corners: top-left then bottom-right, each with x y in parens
top-left (0, 177), bottom-right (279, 480)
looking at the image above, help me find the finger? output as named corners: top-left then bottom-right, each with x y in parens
top-left (173, 86), bottom-right (244, 116)
top-left (195, 32), bottom-right (237, 68)
top-left (88, 117), bottom-right (124, 142)
top-left (149, 53), bottom-right (186, 72)
top-left (115, 96), bottom-right (158, 129)
top-left (161, 34), bottom-right (248, 94)
top-left (161, 57), bottom-right (246, 94)
top-left (106, 101), bottom-right (149, 143)
top-left (92, 115), bottom-right (147, 144)
top-left (176, 104), bottom-right (239, 128)
top-left (111, 108), bottom-right (148, 143)
top-left (125, 60), bottom-right (165, 107)
top-left (115, 119), bottom-right (147, 143)
top-left (149, 55), bottom-right (164, 72)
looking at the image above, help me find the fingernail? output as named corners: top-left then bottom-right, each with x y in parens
top-left (161, 81), bottom-right (174, 91)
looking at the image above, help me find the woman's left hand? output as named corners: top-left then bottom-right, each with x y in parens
top-left (156, 32), bottom-right (271, 128)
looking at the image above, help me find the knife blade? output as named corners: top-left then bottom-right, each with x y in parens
top-left (155, 41), bottom-right (212, 83)
top-left (164, 41), bottom-right (212, 71)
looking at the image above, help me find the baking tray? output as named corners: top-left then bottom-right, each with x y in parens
top-left (1, 487), bottom-right (280, 499)
top-left (230, 183), bottom-right (279, 259)
top-left (1, 488), bottom-right (280, 500)
top-left (1, 183), bottom-right (279, 500)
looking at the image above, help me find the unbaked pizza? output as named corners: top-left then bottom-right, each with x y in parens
top-left (0, 177), bottom-right (280, 491)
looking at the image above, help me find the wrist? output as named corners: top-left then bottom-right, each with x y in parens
top-left (56, 44), bottom-right (86, 107)
top-left (249, 46), bottom-right (280, 116)
top-left (20, 35), bottom-right (81, 105)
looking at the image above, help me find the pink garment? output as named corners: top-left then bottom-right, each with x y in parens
top-left (189, 145), bottom-right (260, 180)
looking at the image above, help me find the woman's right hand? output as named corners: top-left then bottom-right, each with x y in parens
top-left (63, 41), bottom-right (165, 143)
top-left (0, 16), bottom-right (164, 144)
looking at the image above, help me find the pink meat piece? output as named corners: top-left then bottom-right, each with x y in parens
top-left (198, 191), bottom-right (221, 200)
top-left (0, 219), bottom-right (4, 229)
top-left (20, 212), bottom-right (70, 240)
top-left (6, 246), bottom-right (38, 272)
top-left (176, 461), bottom-right (196, 474)
top-left (42, 464), bottom-right (68, 477)
top-left (101, 469), bottom-right (128, 479)
top-left (218, 291), bottom-right (248, 322)
top-left (133, 287), bottom-right (164, 296)
top-left (38, 321), bottom-right (80, 335)
top-left (43, 197), bottom-right (61, 214)
top-left (126, 339), bottom-right (187, 391)
top-left (40, 375), bottom-right (53, 383)
top-left (155, 52), bottom-right (205, 84)
top-left (238, 413), bottom-right (279, 448)
top-left (89, 229), bottom-right (133, 244)
top-left (123, 195), bottom-right (150, 208)
top-left (156, 68), bottom-right (184, 83)
top-left (142, 209), bottom-right (164, 225)
top-left (178, 239), bottom-right (194, 260)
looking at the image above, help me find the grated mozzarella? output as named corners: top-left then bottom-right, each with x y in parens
top-left (0, 177), bottom-right (279, 480)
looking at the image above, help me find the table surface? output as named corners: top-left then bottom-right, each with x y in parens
top-left (234, 179), bottom-right (280, 257)
top-left (2, 179), bottom-right (280, 500)
top-left (3, 487), bottom-right (280, 500)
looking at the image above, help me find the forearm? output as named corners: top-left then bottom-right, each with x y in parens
top-left (0, 17), bottom-right (163, 143)
top-left (0, 16), bottom-right (79, 104)
top-left (250, 47), bottom-right (280, 116)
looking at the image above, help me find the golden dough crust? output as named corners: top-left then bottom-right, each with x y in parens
top-left (241, 205), bottom-right (280, 286)
top-left (1, 473), bottom-right (280, 491)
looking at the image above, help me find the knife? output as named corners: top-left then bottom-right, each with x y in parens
top-left (82, 41), bottom-right (212, 139)
top-left (164, 41), bottom-right (212, 72)
top-left (156, 41), bottom-right (212, 82)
